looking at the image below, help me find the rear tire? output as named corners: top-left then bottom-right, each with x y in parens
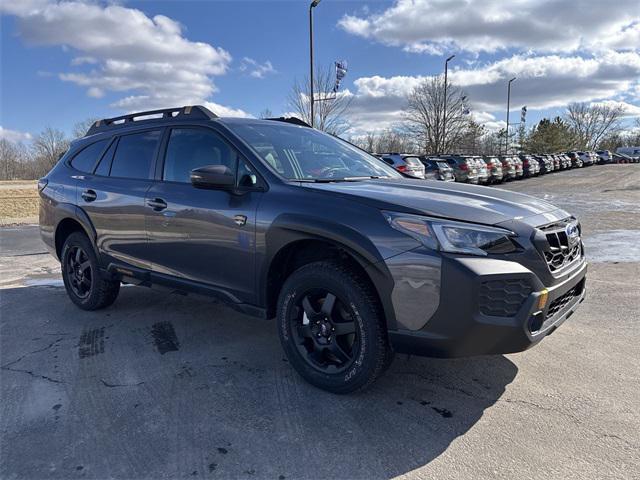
top-left (277, 261), bottom-right (392, 394)
top-left (61, 232), bottom-right (120, 310)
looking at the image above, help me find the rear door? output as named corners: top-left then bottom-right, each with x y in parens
top-left (79, 128), bottom-right (162, 269)
top-left (144, 126), bottom-right (264, 303)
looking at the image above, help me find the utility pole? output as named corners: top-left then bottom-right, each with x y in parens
top-left (441, 54), bottom-right (455, 155)
top-left (309, 0), bottom-right (321, 128)
top-left (505, 77), bottom-right (516, 155)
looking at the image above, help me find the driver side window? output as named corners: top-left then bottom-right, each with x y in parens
top-left (163, 128), bottom-right (236, 183)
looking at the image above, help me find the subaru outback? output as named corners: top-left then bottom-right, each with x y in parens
top-left (39, 106), bottom-right (587, 393)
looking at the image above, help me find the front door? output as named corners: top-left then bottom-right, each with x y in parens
top-left (144, 126), bottom-right (263, 303)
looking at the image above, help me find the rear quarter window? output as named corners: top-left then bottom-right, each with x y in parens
top-left (69, 139), bottom-right (109, 173)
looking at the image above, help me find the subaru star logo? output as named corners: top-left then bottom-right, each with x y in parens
top-left (566, 224), bottom-right (579, 243)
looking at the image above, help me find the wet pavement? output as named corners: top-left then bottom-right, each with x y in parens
top-left (1, 164), bottom-right (639, 479)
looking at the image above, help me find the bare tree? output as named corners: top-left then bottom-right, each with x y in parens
top-left (259, 108), bottom-right (273, 119)
top-left (72, 118), bottom-right (99, 139)
top-left (404, 75), bottom-right (470, 154)
top-left (287, 65), bottom-right (352, 135)
top-left (0, 139), bottom-right (33, 180)
top-left (564, 102), bottom-right (625, 150)
top-left (32, 127), bottom-right (69, 175)
top-left (457, 120), bottom-right (487, 155)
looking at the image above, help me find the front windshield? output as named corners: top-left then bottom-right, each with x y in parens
top-left (227, 122), bottom-right (401, 181)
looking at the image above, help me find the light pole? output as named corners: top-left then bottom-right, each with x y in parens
top-left (309, 0), bottom-right (321, 128)
top-left (441, 54), bottom-right (455, 154)
top-left (505, 77), bottom-right (516, 155)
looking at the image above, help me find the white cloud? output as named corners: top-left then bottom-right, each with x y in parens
top-left (1, 0), bottom-right (234, 111)
top-left (344, 51), bottom-right (640, 134)
top-left (0, 126), bottom-right (33, 143)
top-left (203, 102), bottom-right (253, 119)
top-left (590, 100), bottom-right (640, 118)
top-left (239, 57), bottom-right (277, 79)
top-left (338, 0), bottom-right (640, 54)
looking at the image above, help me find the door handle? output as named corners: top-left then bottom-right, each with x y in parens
top-left (146, 198), bottom-right (168, 211)
top-left (81, 189), bottom-right (97, 202)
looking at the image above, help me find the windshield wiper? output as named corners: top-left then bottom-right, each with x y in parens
top-left (293, 176), bottom-right (392, 183)
top-left (342, 176), bottom-right (390, 180)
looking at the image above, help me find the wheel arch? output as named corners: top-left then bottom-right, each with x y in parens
top-left (54, 205), bottom-right (98, 260)
top-left (261, 214), bottom-right (396, 327)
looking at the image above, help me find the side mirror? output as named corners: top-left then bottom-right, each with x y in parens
top-left (190, 165), bottom-right (235, 189)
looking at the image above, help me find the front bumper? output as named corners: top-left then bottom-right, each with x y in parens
top-left (386, 252), bottom-right (587, 358)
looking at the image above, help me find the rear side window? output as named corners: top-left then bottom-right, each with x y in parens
top-left (94, 139), bottom-right (117, 176)
top-left (70, 140), bottom-right (108, 173)
top-left (163, 128), bottom-right (236, 183)
top-left (110, 130), bottom-right (161, 179)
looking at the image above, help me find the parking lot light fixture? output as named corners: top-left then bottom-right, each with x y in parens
top-left (441, 54), bottom-right (456, 155)
top-left (506, 77), bottom-right (516, 155)
top-left (309, 0), bottom-right (322, 128)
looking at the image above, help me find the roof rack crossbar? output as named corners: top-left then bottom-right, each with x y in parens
top-left (85, 105), bottom-right (217, 136)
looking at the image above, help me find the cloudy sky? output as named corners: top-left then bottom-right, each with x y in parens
top-left (1, 0), bottom-right (639, 141)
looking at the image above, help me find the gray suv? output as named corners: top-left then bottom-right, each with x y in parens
top-left (376, 153), bottom-right (426, 179)
top-left (39, 106), bottom-right (587, 393)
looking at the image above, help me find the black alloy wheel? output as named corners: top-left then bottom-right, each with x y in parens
top-left (290, 289), bottom-right (358, 373)
top-left (66, 245), bottom-right (92, 299)
top-left (61, 231), bottom-right (120, 310)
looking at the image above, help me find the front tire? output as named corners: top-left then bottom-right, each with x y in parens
top-left (61, 232), bottom-right (120, 310)
top-left (277, 261), bottom-right (392, 394)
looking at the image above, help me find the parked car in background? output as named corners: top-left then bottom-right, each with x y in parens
top-left (498, 155), bottom-right (516, 181)
top-left (616, 146), bottom-right (640, 158)
top-left (560, 154), bottom-right (572, 170)
top-left (518, 154), bottom-right (539, 177)
top-left (613, 152), bottom-right (640, 163)
top-left (440, 155), bottom-right (479, 184)
top-left (512, 156), bottom-right (524, 179)
top-left (377, 153), bottom-right (426, 179)
top-left (550, 154), bottom-right (561, 171)
top-left (566, 151), bottom-right (583, 168)
top-left (534, 154), bottom-right (553, 174)
top-left (482, 156), bottom-right (504, 183)
top-left (421, 157), bottom-right (456, 181)
top-left (577, 151), bottom-right (596, 166)
top-left (595, 150), bottom-right (613, 164)
top-left (470, 157), bottom-right (490, 184)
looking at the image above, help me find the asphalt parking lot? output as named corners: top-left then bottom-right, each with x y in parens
top-left (1, 164), bottom-right (639, 480)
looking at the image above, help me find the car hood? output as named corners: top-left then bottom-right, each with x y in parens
top-left (302, 178), bottom-right (568, 226)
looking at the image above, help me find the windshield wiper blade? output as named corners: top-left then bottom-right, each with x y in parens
top-left (294, 176), bottom-right (391, 183)
top-left (343, 176), bottom-right (391, 180)
top-left (293, 178), bottom-right (346, 183)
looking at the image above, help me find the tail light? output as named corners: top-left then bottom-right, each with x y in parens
top-left (396, 165), bottom-right (407, 172)
top-left (459, 163), bottom-right (468, 171)
top-left (523, 160), bottom-right (529, 167)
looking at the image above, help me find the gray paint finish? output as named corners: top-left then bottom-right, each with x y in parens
top-left (385, 250), bottom-right (442, 330)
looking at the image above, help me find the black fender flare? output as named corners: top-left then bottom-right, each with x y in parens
top-left (54, 203), bottom-right (99, 258)
top-left (260, 213), bottom-right (396, 328)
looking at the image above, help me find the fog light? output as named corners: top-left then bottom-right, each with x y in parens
top-left (538, 289), bottom-right (549, 309)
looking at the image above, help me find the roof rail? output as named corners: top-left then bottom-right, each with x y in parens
top-left (265, 116), bottom-right (311, 128)
top-left (85, 105), bottom-right (217, 136)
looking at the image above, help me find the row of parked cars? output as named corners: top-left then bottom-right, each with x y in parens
top-left (375, 150), bottom-right (634, 184)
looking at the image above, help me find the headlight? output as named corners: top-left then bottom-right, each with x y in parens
top-left (384, 212), bottom-right (518, 256)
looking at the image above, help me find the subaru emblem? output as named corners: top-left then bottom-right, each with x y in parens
top-left (566, 223), bottom-right (579, 242)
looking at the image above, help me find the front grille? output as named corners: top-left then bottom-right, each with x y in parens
top-left (547, 280), bottom-right (585, 318)
top-left (479, 279), bottom-right (532, 317)
top-left (538, 218), bottom-right (584, 274)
